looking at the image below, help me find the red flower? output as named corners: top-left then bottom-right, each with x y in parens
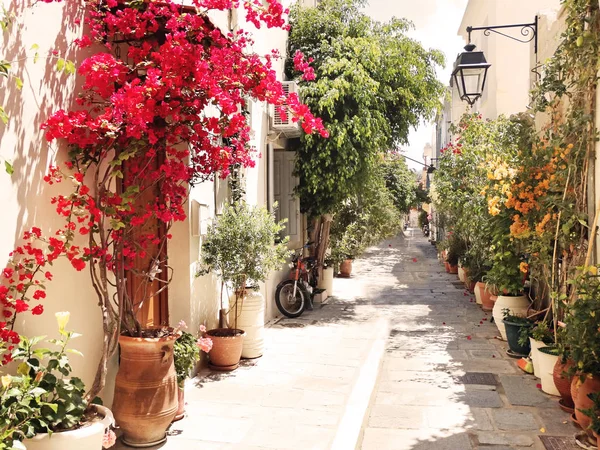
top-left (466, 335), bottom-right (472, 340)
top-left (70, 258), bottom-right (86, 272)
top-left (2, 268), bottom-right (14, 279)
top-left (31, 304), bottom-right (44, 315)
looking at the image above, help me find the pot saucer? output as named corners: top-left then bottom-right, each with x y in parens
top-left (122, 434), bottom-right (167, 448)
top-left (506, 349), bottom-right (528, 359)
top-left (574, 430), bottom-right (596, 449)
top-left (209, 361), bottom-right (239, 372)
top-left (558, 398), bottom-right (575, 414)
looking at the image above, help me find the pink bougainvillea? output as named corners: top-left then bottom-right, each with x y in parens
top-left (0, 0), bottom-right (324, 396)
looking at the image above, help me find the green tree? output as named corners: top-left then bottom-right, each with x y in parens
top-left (380, 154), bottom-right (417, 214)
top-left (287, 0), bottom-right (445, 217)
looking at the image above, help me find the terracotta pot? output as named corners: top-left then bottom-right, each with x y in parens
top-left (173, 386), bottom-right (185, 422)
top-left (207, 328), bottom-right (246, 371)
top-left (23, 405), bottom-right (113, 450)
top-left (467, 280), bottom-right (476, 294)
top-left (492, 295), bottom-right (530, 341)
top-left (480, 285), bottom-right (495, 311)
top-left (448, 264), bottom-right (458, 274)
top-left (444, 261), bottom-right (450, 273)
top-left (339, 259), bottom-right (353, 278)
top-left (553, 359), bottom-right (575, 409)
top-left (112, 332), bottom-right (179, 447)
top-left (574, 374), bottom-right (600, 435)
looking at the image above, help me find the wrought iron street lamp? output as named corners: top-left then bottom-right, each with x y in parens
top-left (453, 17), bottom-right (538, 106)
top-left (451, 44), bottom-right (491, 106)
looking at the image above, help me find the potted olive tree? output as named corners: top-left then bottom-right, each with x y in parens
top-left (199, 202), bottom-right (289, 370)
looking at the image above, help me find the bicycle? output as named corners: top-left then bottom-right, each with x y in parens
top-left (274, 244), bottom-right (323, 318)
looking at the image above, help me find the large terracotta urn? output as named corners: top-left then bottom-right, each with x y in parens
top-left (448, 264), bottom-right (458, 275)
top-left (492, 295), bottom-right (530, 340)
top-left (553, 358), bottom-right (574, 410)
top-left (573, 374), bottom-right (600, 435)
top-left (112, 332), bottom-right (179, 447)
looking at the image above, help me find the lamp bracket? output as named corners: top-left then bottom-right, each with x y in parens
top-left (467, 16), bottom-right (538, 54)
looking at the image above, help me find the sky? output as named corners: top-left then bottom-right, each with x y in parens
top-left (363, 0), bottom-right (469, 171)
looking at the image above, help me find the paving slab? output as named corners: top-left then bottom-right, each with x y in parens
top-left (492, 409), bottom-right (540, 431)
top-left (499, 374), bottom-right (553, 406)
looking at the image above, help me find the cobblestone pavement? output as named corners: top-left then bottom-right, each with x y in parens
top-left (115, 231), bottom-right (579, 449)
top-left (357, 231), bottom-right (579, 450)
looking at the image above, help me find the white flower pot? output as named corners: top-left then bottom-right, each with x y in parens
top-left (529, 338), bottom-right (545, 379)
top-left (23, 405), bottom-right (113, 450)
top-left (537, 347), bottom-right (560, 396)
top-left (318, 267), bottom-right (334, 295)
top-left (458, 266), bottom-right (465, 282)
top-left (474, 282), bottom-right (484, 305)
top-left (236, 288), bottom-right (265, 359)
top-left (492, 295), bottom-right (530, 340)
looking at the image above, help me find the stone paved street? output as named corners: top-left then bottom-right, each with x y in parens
top-left (117, 231), bottom-right (580, 449)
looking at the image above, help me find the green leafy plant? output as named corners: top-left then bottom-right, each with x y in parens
top-left (173, 331), bottom-right (200, 388)
top-left (0, 312), bottom-right (91, 449)
top-left (564, 267), bottom-right (600, 376)
top-left (199, 203), bottom-right (290, 328)
top-left (445, 234), bottom-right (466, 266)
top-left (529, 321), bottom-right (554, 345)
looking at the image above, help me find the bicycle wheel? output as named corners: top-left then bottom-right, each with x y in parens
top-left (275, 280), bottom-right (307, 318)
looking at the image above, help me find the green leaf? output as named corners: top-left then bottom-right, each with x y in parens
top-left (14, 77), bottom-right (22, 90)
top-left (0, 106), bottom-right (8, 124)
top-left (65, 349), bottom-right (83, 357)
top-left (56, 58), bottom-right (65, 72)
top-left (4, 160), bottom-right (13, 175)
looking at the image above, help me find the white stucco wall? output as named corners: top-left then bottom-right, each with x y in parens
top-left (456, 0), bottom-right (561, 119)
top-left (0, 1), bottom-right (300, 405)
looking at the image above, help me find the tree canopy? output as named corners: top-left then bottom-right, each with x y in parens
top-left (287, 0), bottom-right (445, 217)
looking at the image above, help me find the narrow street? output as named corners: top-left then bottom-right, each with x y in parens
top-left (144, 230), bottom-right (578, 450)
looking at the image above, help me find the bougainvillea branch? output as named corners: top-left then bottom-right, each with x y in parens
top-left (0, 0), bottom-right (325, 400)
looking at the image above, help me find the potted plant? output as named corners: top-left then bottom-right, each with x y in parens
top-left (1, 312), bottom-right (116, 450)
top-left (502, 308), bottom-right (534, 357)
top-left (527, 321), bottom-right (554, 379)
top-left (445, 234), bottom-right (465, 275)
top-left (172, 323), bottom-right (213, 421)
top-left (199, 202), bottom-right (289, 369)
top-left (318, 258), bottom-right (335, 295)
top-left (538, 346), bottom-right (560, 396)
top-left (330, 222), bottom-right (364, 278)
top-left (565, 267), bottom-right (600, 433)
top-left (484, 254), bottom-right (529, 340)
top-left (580, 392), bottom-right (600, 447)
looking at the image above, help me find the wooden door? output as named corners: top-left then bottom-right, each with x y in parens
top-left (123, 156), bottom-right (169, 328)
top-left (273, 151), bottom-right (301, 245)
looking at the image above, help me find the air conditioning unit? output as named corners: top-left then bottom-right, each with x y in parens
top-left (270, 81), bottom-right (301, 138)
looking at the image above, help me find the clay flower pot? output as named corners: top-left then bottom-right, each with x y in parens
top-left (480, 285), bottom-right (495, 311)
top-left (207, 328), bottom-right (246, 371)
top-left (112, 332), bottom-right (179, 447)
top-left (573, 374), bottom-right (600, 436)
top-left (553, 358), bottom-right (574, 411)
top-left (173, 386), bottom-right (185, 422)
top-left (339, 259), bottom-right (353, 278)
top-left (466, 280), bottom-right (476, 294)
top-left (448, 264), bottom-right (458, 274)
top-left (444, 261), bottom-right (450, 273)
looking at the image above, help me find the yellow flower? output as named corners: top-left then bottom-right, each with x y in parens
top-left (1, 375), bottom-right (11, 389)
top-left (589, 266), bottom-right (598, 276)
top-left (520, 262), bottom-right (529, 274)
top-left (55, 311), bottom-right (70, 332)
